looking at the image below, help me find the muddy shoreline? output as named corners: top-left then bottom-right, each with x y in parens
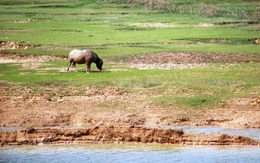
top-left (0, 126), bottom-right (259, 146)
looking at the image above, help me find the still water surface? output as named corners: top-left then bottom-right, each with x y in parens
top-left (1, 144), bottom-right (260, 163)
top-left (1, 126), bottom-right (260, 163)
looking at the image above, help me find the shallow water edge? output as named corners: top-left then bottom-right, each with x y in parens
top-left (1, 144), bottom-right (260, 163)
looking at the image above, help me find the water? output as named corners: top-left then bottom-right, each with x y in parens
top-left (1, 126), bottom-right (260, 162)
top-left (0, 144), bottom-right (259, 163)
top-left (0, 127), bottom-right (23, 131)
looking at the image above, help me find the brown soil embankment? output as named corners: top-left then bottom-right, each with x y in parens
top-left (0, 126), bottom-right (259, 146)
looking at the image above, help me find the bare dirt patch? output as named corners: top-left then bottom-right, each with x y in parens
top-left (201, 98), bottom-right (260, 128)
top-left (196, 23), bottom-right (214, 27)
top-left (1, 82), bottom-right (259, 129)
top-left (0, 41), bottom-right (39, 51)
top-left (13, 19), bottom-right (39, 24)
top-left (124, 52), bottom-right (259, 69)
top-left (0, 53), bottom-right (61, 64)
top-left (132, 23), bottom-right (175, 28)
top-left (0, 41), bottom-right (57, 70)
top-left (0, 53), bottom-right (63, 71)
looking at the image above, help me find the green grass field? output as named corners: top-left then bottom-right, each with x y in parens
top-left (0, 0), bottom-right (259, 109)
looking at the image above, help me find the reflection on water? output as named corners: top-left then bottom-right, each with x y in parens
top-left (0, 144), bottom-right (259, 163)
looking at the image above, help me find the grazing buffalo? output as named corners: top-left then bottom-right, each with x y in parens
top-left (67, 49), bottom-right (103, 73)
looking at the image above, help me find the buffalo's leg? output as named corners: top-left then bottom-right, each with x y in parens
top-left (86, 62), bottom-right (91, 73)
top-left (67, 61), bottom-right (72, 72)
top-left (72, 62), bottom-right (77, 72)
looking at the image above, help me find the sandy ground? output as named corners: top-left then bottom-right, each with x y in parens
top-left (0, 50), bottom-right (259, 129)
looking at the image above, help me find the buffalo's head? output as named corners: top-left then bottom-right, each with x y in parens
top-left (96, 59), bottom-right (103, 71)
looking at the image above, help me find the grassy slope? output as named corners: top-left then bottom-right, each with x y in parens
top-left (0, 0), bottom-right (260, 109)
top-left (0, 1), bottom-right (259, 56)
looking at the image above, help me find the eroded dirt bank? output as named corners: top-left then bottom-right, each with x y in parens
top-left (0, 126), bottom-right (259, 146)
